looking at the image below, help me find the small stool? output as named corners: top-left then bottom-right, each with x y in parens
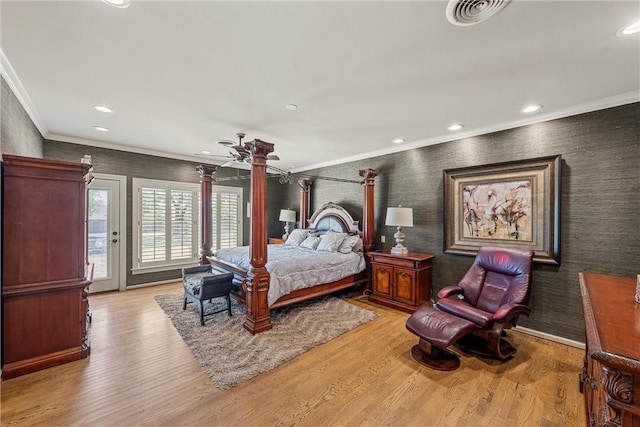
top-left (406, 306), bottom-right (476, 371)
top-left (182, 265), bottom-right (234, 325)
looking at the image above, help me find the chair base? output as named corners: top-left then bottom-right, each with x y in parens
top-left (183, 294), bottom-right (232, 326)
top-left (410, 339), bottom-right (461, 371)
top-left (454, 334), bottom-right (516, 361)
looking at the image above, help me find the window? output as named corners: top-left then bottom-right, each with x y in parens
top-left (132, 178), bottom-right (200, 274)
top-left (211, 187), bottom-right (242, 251)
top-left (132, 178), bottom-right (243, 274)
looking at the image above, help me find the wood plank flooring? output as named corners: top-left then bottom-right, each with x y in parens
top-left (1, 282), bottom-right (586, 426)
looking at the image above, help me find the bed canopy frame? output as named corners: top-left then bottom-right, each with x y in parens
top-left (197, 139), bottom-right (377, 334)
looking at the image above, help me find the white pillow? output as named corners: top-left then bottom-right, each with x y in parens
top-left (352, 237), bottom-right (364, 253)
top-left (317, 231), bottom-right (347, 252)
top-left (338, 234), bottom-right (361, 254)
top-left (299, 234), bottom-right (321, 250)
top-left (285, 229), bottom-right (308, 246)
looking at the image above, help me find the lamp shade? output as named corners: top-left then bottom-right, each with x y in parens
top-left (385, 207), bottom-right (413, 227)
top-left (279, 209), bottom-right (296, 223)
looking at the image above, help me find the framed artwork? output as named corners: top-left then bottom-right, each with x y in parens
top-left (444, 155), bottom-right (561, 264)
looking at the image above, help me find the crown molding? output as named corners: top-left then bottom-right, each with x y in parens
top-left (294, 90), bottom-right (640, 173)
top-left (0, 49), bottom-right (48, 136)
top-left (46, 133), bottom-right (222, 165)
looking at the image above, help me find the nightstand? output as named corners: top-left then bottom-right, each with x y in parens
top-left (268, 237), bottom-right (286, 244)
top-left (368, 251), bottom-right (434, 313)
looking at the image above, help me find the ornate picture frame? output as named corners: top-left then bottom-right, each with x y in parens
top-left (444, 155), bottom-right (561, 264)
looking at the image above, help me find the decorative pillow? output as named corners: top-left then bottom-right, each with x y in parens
top-left (285, 228), bottom-right (309, 246)
top-left (338, 234), bottom-right (361, 254)
top-left (317, 231), bottom-right (347, 252)
top-left (352, 237), bottom-right (364, 253)
top-left (299, 234), bottom-right (321, 250)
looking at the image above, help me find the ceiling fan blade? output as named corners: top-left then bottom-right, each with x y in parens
top-left (217, 139), bottom-right (236, 147)
top-left (266, 154), bottom-right (280, 161)
top-left (232, 145), bottom-right (250, 156)
top-left (193, 153), bottom-right (233, 159)
top-left (221, 160), bottom-right (236, 168)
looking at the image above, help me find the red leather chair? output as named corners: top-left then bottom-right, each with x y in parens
top-left (406, 246), bottom-right (534, 370)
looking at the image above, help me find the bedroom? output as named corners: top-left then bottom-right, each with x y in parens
top-left (1, 1), bottom-right (639, 425)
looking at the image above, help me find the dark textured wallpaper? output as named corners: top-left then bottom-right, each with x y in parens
top-left (276, 103), bottom-right (640, 342)
top-left (1, 76), bottom-right (43, 158)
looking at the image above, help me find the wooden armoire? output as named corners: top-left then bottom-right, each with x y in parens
top-left (1, 154), bottom-right (93, 380)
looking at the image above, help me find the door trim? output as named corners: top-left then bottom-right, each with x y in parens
top-left (93, 173), bottom-right (127, 291)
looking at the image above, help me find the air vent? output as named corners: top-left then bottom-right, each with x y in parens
top-left (446, 0), bottom-right (511, 26)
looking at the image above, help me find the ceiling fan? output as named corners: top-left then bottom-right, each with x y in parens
top-left (212, 132), bottom-right (280, 167)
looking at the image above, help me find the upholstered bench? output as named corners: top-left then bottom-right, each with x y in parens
top-left (182, 265), bottom-right (235, 325)
top-left (405, 305), bottom-right (476, 371)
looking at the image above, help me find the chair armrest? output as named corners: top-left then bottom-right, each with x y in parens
top-left (493, 303), bottom-right (531, 323)
top-left (182, 265), bottom-right (211, 276)
top-left (437, 286), bottom-right (463, 299)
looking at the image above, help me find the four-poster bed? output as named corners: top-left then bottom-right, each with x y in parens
top-left (197, 139), bottom-right (377, 334)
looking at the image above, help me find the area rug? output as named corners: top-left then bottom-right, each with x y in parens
top-left (154, 291), bottom-right (378, 389)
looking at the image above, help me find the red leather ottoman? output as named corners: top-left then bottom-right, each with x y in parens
top-left (406, 305), bottom-right (476, 371)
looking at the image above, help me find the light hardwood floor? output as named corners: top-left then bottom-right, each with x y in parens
top-left (1, 282), bottom-right (586, 427)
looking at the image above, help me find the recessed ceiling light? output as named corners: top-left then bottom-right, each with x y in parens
top-left (617, 21), bottom-right (640, 37)
top-left (94, 126), bottom-right (110, 132)
top-left (201, 150), bottom-right (211, 155)
top-left (100, 0), bottom-right (130, 8)
top-left (521, 104), bottom-right (543, 113)
top-left (284, 104), bottom-right (298, 111)
top-left (392, 138), bottom-right (405, 144)
top-left (93, 105), bottom-right (113, 113)
top-left (448, 123), bottom-right (464, 131)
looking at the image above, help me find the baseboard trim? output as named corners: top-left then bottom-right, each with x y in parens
top-left (515, 326), bottom-right (585, 350)
top-left (127, 279), bottom-right (181, 290)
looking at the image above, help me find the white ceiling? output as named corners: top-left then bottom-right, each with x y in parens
top-left (1, 1), bottom-right (639, 172)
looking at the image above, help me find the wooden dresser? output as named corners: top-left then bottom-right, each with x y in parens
top-left (579, 272), bottom-right (640, 427)
top-left (369, 251), bottom-right (434, 313)
top-left (2, 155), bottom-right (93, 380)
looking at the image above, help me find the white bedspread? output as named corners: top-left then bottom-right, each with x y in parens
top-left (213, 244), bottom-right (366, 306)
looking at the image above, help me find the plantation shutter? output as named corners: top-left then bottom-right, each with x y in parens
top-left (219, 192), bottom-right (239, 249)
top-left (140, 188), bottom-right (167, 263)
top-left (170, 190), bottom-right (194, 260)
top-left (210, 188), bottom-right (241, 251)
top-left (211, 195), bottom-right (218, 252)
top-left (133, 178), bottom-right (200, 273)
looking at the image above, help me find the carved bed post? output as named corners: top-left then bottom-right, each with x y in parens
top-left (196, 164), bottom-right (218, 265)
top-left (359, 168), bottom-right (378, 253)
top-left (297, 179), bottom-right (312, 229)
top-left (244, 139), bottom-right (275, 334)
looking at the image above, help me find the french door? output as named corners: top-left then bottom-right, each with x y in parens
top-left (88, 175), bottom-right (125, 293)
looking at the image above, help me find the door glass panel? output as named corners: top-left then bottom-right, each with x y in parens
top-left (88, 188), bottom-right (110, 279)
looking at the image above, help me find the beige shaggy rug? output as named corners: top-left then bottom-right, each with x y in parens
top-left (155, 291), bottom-right (378, 389)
